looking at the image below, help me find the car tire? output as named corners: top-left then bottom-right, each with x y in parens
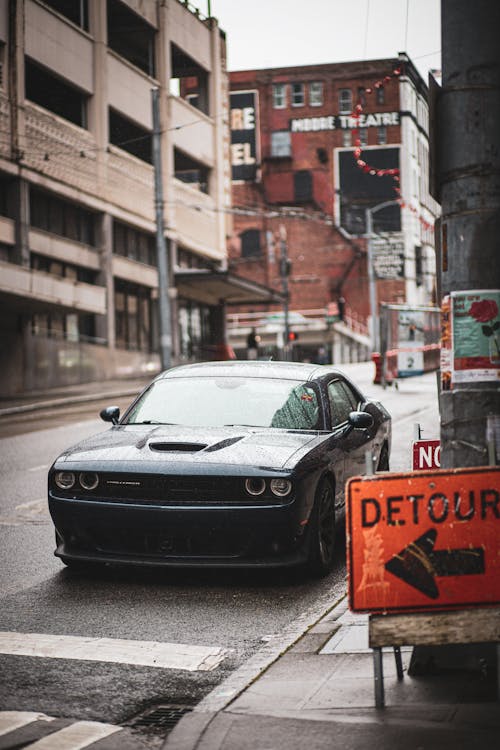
top-left (377, 443), bottom-right (390, 472)
top-left (306, 477), bottom-right (336, 577)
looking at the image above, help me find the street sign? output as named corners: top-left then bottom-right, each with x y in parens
top-left (412, 439), bottom-right (441, 470)
top-left (397, 349), bottom-right (424, 376)
top-left (372, 238), bottom-right (405, 280)
top-left (347, 467), bottom-right (500, 613)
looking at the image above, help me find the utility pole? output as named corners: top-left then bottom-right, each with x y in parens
top-left (151, 88), bottom-right (172, 371)
top-left (279, 224), bottom-right (290, 359)
top-left (365, 200), bottom-right (400, 353)
top-left (438, 1), bottom-right (500, 468)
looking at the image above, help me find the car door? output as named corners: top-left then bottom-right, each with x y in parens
top-left (327, 377), bottom-right (374, 481)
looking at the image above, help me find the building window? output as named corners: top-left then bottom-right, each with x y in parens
top-left (174, 148), bottom-right (209, 193)
top-left (272, 83), bottom-right (286, 108)
top-left (107, 0), bottom-right (155, 77)
top-left (0, 43), bottom-right (5, 89)
top-left (271, 131), bottom-right (291, 158)
top-left (309, 81), bottom-right (323, 106)
top-left (114, 280), bottom-right (153, 352)
top-left (25, 58), bottom-right (88, 128)
top-left (377, 125), bottom-right (387, 144)
top-left (415, 245), bottom-right (423, 286)
top-left (177, 248), bottom-right (214, 270)
top-left (358, 127), bottom-right (368, 146)
top-left (357, 87), bottom-right (367, 107)
top-left (342, 130), bottom-right (352, 147)
top-left (291, 82), bottom-right (305, 107)
top-left (31, 311), bottom-right (96, 342)
top-left (30, 252), bottom-right (97, 284)
top-left (339, 89), bottom-right (352, 114)
top-left (42, 0), bottom-right (89, 30)
top-left (294, 170), bottom-right (313, 202)
top-left (109, 108), bottom-right (152, 164)
top-left (240, 229), bottom-right (261, 258)
top-left (376, 84), bottom-right (385, 104)
top-left (30, 187), bottom-right (96, 246)
top-left (171, 43), bottom-right (209, 115)
top-left (113, 221), bottom-right (156, 265)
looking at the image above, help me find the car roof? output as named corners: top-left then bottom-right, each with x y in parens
top-left (155, 360), bottom-right (349, 383)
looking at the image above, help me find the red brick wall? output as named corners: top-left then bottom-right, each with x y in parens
top-left (229, 59), bottom-right (407, 322)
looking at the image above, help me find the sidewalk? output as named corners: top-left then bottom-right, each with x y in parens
top-left (0, 375), bottom-right (154, 417)
top-left (164, 596), bottom-right (499, 750)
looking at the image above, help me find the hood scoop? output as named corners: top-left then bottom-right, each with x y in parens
top-left (149, 442), bottom-right (208, 453)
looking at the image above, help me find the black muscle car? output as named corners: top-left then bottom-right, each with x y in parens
top-left (48, 361), bottom-right (391, 576)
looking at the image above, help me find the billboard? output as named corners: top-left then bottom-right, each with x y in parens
top-left (230, 90), bottom-right (259, 182)
top-left (337, 146), bottom-right (401, 234)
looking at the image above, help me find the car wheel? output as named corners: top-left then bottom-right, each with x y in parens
top-left (306, 477), bottom-right (336, 577)
top-left (377, 444), bottom-right (390, 472)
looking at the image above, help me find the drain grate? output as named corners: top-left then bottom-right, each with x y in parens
top-left (125, 704), bottom-right (193, 734)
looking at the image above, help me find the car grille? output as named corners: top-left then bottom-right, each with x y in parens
top-left (81, 474), bottom-right (289, 506)
top-left (92, 525), bottom-right (249, 558)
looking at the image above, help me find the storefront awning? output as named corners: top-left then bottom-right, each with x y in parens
top-left (174, 269), bottom-right (284, 306)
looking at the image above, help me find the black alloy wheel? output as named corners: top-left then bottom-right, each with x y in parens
top-left (306, 477), bottom-right (336, 577)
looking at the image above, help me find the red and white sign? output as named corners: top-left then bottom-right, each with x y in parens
top-left (347, 467), bottom-right (500, 613)
top-left (412, 439), bottom-right (441, 470)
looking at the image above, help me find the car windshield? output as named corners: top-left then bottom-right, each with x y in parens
top-left (124, 376), bottom-right (321, 430)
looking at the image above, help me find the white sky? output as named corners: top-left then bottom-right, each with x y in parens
top-left (208, 0), bottom-right (441, 82)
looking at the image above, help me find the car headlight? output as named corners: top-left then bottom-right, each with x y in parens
top-left (79, 472), bottom-right (99, 490)
top-left (54, 471), bottom-right (76, 490)
top-left (270, 478), bottom-right (292, 497)
top-left (245, 478), bottom-right (266, 496)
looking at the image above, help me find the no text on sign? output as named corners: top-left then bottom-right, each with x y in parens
top-left (347, 467), bottom-right (500, 614)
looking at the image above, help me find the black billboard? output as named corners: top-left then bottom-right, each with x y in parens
top-left (230, 91), bottom-right (258, 182)
top-left (337, 147), bottom-right (401, 235)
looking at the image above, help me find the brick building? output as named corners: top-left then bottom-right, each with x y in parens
top-left (226, 54), bottom-right (439, 361)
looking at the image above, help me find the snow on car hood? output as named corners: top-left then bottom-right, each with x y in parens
top-left (55, 424), bottom-right (327, 471)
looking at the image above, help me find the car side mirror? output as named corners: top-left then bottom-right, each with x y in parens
top-left (348, 410), bottom-right (374, 429)
top-left (100, 406), bottom-right (120, 425)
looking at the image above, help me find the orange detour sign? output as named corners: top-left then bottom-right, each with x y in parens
top-left (346, 466), bottom-right (500, 614)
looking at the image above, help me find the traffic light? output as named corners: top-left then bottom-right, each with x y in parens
top-left (288, 331), bottom-right (299, 342)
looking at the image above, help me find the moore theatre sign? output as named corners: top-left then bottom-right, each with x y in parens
top-left (290, 111), bottom-right (400, 132)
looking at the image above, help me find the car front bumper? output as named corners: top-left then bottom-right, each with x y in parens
top-left (49, 494), bottom-right (312, 569)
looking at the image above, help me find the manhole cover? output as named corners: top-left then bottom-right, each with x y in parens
top-left (124, 703), bottom-right (193, 735)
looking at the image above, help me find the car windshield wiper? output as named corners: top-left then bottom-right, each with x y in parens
top-left (223, 423), bottom-right (262, 428)
top-left (130, 420), bottom-right (177, 425)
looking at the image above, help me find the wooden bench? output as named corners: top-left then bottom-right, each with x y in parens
top-left (368, 608), bottom-right (500, 708)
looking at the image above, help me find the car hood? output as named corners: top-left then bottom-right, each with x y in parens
top-left (55, 424), bottom-right (329, 471)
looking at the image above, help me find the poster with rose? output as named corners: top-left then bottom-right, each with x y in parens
top-left (451, 290), bottom-right (500, 383)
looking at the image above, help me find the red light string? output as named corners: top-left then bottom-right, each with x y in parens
top-left (351, 66), bottom-right (434, 233)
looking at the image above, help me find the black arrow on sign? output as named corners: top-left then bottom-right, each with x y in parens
top-left (385, 528), bottom-right (485, 599)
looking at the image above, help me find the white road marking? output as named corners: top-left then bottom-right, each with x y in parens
top-left (0, 711), bottom-right (54, 737)
top-left (22, 720), bottom-right (121, 749)
top-left (0, 632), bottom-right (230, 671)
top-left (0, 500), bottom-right (49, 526)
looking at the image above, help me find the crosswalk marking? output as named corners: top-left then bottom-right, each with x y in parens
top-left (22, 720), bottom-right (121, 749)
top-left (0, 711), bottom-right (55, 737)
top-left (0, 631), bottom-right (230, 671)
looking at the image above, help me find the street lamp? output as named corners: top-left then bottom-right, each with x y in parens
top-left (365, 199), bottom-right (400, 352)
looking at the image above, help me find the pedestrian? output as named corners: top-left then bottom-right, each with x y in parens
top-left (246, 328), bottom-right (260, 360)
top-left (317, 346), bottom-right (328, 365)
top-left (337, 296), bottom-right (345, 322)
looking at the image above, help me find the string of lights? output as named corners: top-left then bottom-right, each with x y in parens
top-left (350, 63), bottom-right (435, 233)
